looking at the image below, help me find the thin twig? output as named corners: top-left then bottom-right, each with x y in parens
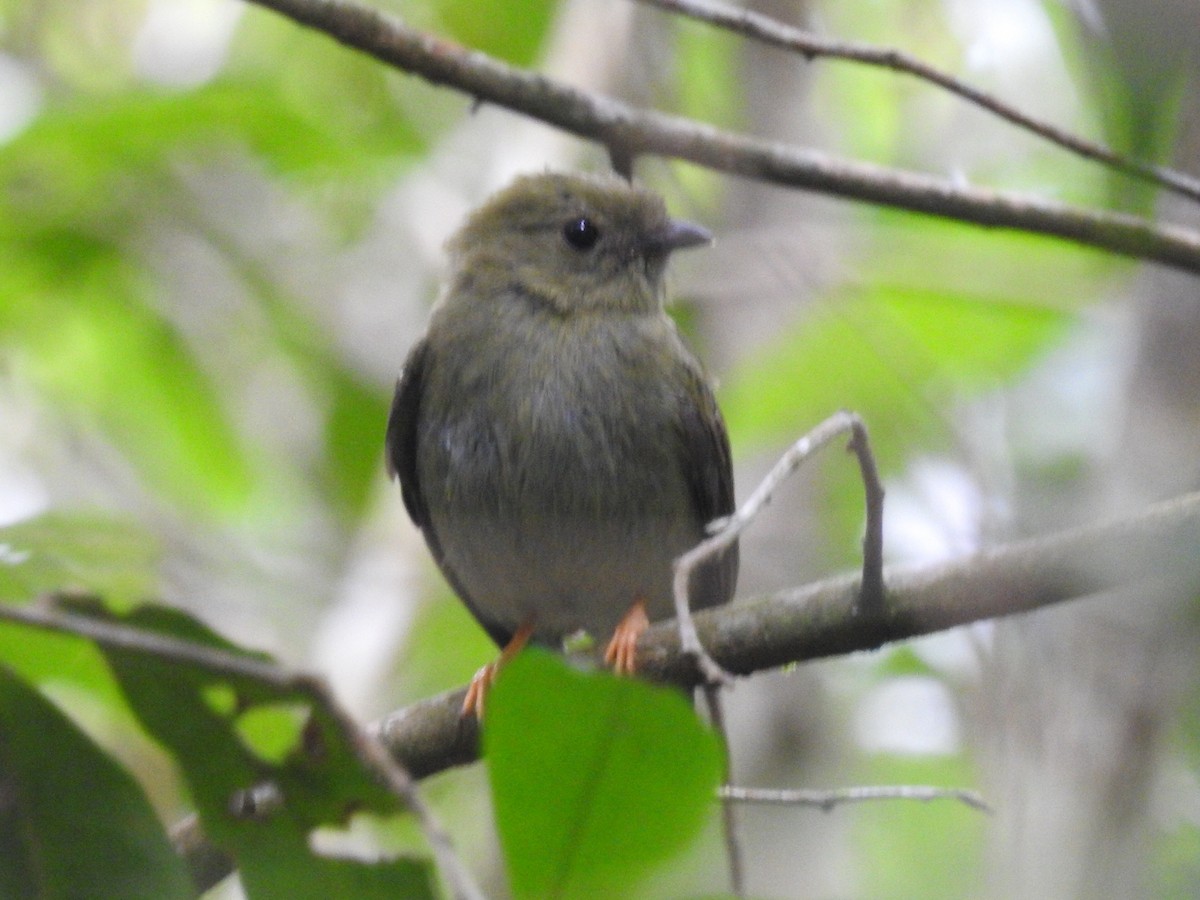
top-left (720, 784), bottom-right (992, 813)
top-left (672, 411), bottom-right (877, 681)
top-left (242, 0), bottom-right (1200, 276)
top-left (0, 600), bottom-right (298, 686)
top-left (636, 0), bottom-right (1200, 205)
top-left (700, 684), bottom-right (744, 897)
top-left (0, 601), bottom-right (484, 900)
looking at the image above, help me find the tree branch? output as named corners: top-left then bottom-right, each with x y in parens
top-left (636, 0), bottom-right (1200, 206)
top-left (129, 484), bottom-right (1200, 894)
top-left (242, 0), bottom-right (1200, 276)
top-left (671, 411), bottom-right (883, 684)
top-left (375, 489), bottom-right (1200, 779)
top-left (36, 490), bottom-right (1196, 892)
top-left (720, 784), bottom-right (992, 813)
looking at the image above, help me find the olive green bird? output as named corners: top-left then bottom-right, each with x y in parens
top-left (386, 171), bottom-right (738, 716)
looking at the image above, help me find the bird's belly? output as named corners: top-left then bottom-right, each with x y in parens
top-left (419, 366), bottom-right (707, 644)
top-left (432, 510), bottom-right (697, 644)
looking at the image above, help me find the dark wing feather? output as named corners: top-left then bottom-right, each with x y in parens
top-left (678, 366), bottom-right (739, 609)
top-left (384, 339), bottom-right (516, 647)
top-left (385, 338), bottom-right (431, 528)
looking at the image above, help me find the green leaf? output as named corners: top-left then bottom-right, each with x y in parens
top-left (69, 602), bottom-right (437, 900)
top-left (486, 651), bottom-right (724, 899)
top-left (855, 755), bottom-right (986, 899)
top-left (0, 665), bottom-right (192, 900)
top-left (0, 612), bottom-right (161, 781)
top-left (0, 512), bottom-right (161, 605)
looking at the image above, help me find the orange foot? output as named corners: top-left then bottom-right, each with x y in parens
top-left (603, 599), bottom-right (649, 676)
top-left (462, 618), bottom-right (535, 719)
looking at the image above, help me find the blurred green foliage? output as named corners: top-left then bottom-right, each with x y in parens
top-left (434, 0), bottom-right (557, 66)
top-left (0, 513), bottom-right (160, 603)
top-left (854, 755), bottom-right (987, 900)
top-left (0, 0), bottom-right (1192, 896)
top-left (1040, 1), bottom-right (1192, 213)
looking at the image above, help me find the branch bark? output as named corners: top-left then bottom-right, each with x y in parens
top-left (376, 489), bottom-right (1200, 779)
top-left (242, 0), bottom-right (1200, 276)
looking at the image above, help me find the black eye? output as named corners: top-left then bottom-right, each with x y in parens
top-left (562, 217), bottom-right (600, 251)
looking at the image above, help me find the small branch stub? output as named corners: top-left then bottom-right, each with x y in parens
top-left (845, 415), bottom-right (885, 614)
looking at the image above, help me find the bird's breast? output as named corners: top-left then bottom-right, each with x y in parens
top-left (423, 317), bottom-right (692, 523)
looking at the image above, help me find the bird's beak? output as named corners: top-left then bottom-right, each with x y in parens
top-left (646, 218), bottom-right (713, 254)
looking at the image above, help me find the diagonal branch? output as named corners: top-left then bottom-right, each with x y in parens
top-left (375, 489), bottom-right (1200, 779)
top-left (242, 0), bottom-right (1200, 276)
top-left (637, 0), bottom-right (1200, 205)
top-left (103, 488), bottom-right (1200, 892)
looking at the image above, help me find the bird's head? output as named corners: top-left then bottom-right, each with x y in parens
top-left (445, 171), bottom-right (711, 316)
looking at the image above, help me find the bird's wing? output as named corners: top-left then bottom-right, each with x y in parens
top-left (385, 337), bottom-right (431, 527)
top-left (385, 339), bottom-right (516, 647)
top-left (677, 364), bottom-right (740, 607)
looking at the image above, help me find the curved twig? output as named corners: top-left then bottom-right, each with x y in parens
top-left (671, 411), bottom-right (880, 681)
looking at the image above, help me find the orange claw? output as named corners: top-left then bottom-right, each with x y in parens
top-left (462, 661), bottom-right (497, 721)
top-left (603, 599), bottom-right (649, 676)
top-left (461, 617), bottom-right (535, 719)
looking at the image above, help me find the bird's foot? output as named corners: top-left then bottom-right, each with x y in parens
top-left (603, 599), bottom-right (649, 675)
top-left (462, 661), bottom-right (498, 720)
top-left (461, 617), bottom-right (535, 719)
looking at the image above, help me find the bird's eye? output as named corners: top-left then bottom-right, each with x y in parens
top-left (562, 217), bottom-right (600, 251)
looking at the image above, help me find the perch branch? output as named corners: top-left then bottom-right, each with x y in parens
top-left (375, 489), bottom-right (1200, 778)
top-left (68, 488), bottom-right (1200, 892)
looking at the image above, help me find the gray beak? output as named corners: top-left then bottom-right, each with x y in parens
top-left (646, 218), bottom-right (713, 254)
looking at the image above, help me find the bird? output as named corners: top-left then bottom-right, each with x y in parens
top-left (385, 171), bottom-right (738, 717)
